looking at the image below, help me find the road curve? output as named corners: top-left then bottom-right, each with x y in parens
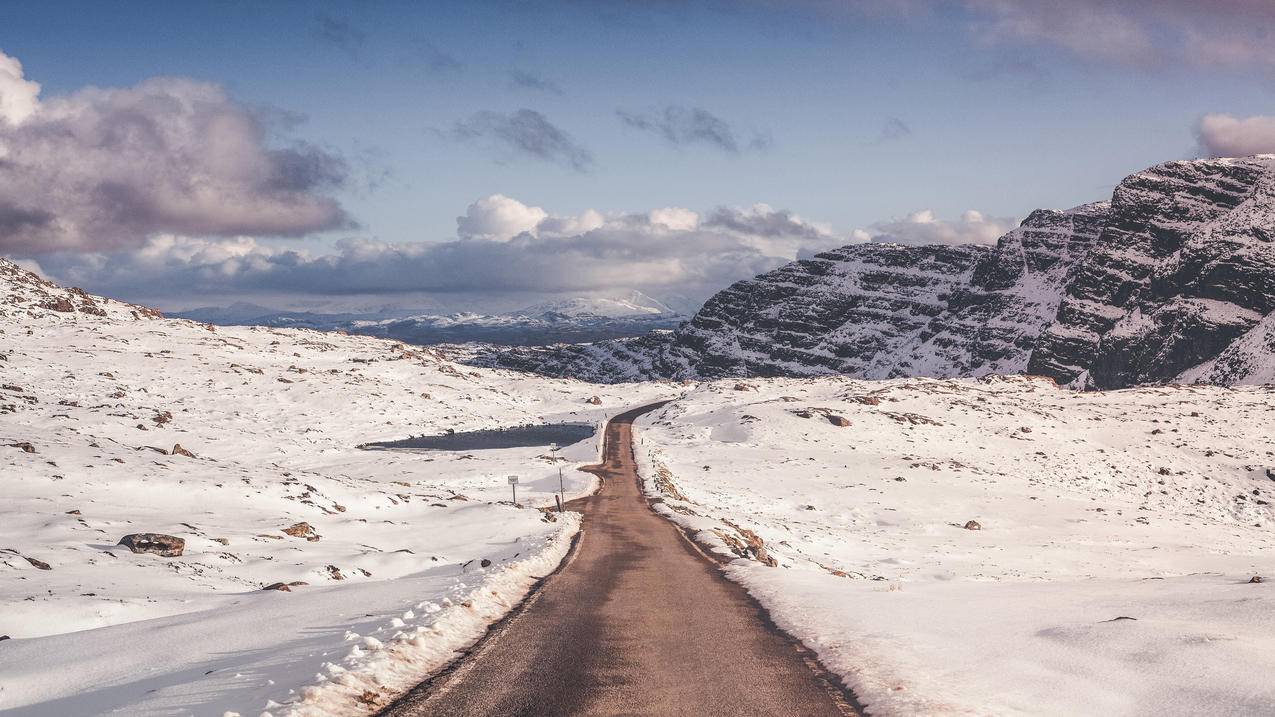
top-left (380, 402), bottom-right (860, 717)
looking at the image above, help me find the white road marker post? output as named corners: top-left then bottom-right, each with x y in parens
top-left (508, 474), bottom-right (519, 505)
top-left (550, 442), bottom-right (564, 511)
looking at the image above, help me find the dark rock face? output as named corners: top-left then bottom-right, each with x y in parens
top-left (1028, 157), bottom-right (1275, 388)
top-left (118, 533), bottom-right (185, 557)
top-left (471, 156), bottom-right (1275, 388)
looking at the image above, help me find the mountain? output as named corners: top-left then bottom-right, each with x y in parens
top-left (173, 292), bottom-right (684, 346)
top-left (467, 156), bottom-right (1275, 388)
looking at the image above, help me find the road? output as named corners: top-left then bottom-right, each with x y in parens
top-left (380, 402), bottom-right (860, 717)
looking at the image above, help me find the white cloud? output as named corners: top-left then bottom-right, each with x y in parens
top-left (0, 50), bottom-right (40, 126)
top-left (1195, 114), bottom-right (1275, 158)
top-left (456, 194), bottom-right (548, 241)
top-left (0, 50), bottom-right (349, 255)
top-left (38, 198), bottom-right (850, 307)
top-left (865, 208), bottom-right (1017, 246)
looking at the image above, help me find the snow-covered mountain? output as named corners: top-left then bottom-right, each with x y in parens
top-left (175, 291), bottom-right (683, 347)
top-left (470, 156), bottom-right (1275, 388)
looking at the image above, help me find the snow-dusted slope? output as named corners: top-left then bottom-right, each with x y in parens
top-left (472, 156), bottom-right (1275, 388)
top-left (635, 377), bottom-right (1275, 716)
top-left (0, 259), bottom-right (676, 716)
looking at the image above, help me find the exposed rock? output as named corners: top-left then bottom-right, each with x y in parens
top-left (326, 564), bottom-right (344, 580)
top-left (39, 297), bottom-right (75, 312)
top-left (118, 533), bottom-right (185, 557)
top-left (826, 414), bottom-right (850, 427)
top-left (963, 520), bottom-right (982, 531)
top-left (24, 556), bottom-right (51, 570)
top-left (8, 442), bottom-right (35, 453)
top-left (586, 396), bottom-right (602, 405)
top-left (480, 558), bottom-right (492, 568)
top-left (170, 443), bottom-right (196, 458)
top-left (282, 522), bottom-right (318, 540)
top-left (262, 582), bottom-right (292, 592)
top-left (468, 157), bottom-right (1275, 390)
top-left (1251, 576), bottom-right (1264, 584)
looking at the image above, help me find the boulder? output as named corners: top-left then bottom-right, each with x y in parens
top-left (963, 520), bottom-right (982, 531)
top-left (586, 396), bottom-right (602, 405)
top-left (118, 533), bottom-right (185, 557)
top-left (171, 443), bottom-right (196, 458)
top-left (826, 415), bottom-right (850, 427)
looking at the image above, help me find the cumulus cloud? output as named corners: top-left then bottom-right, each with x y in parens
top-left (508, 70), bottom-right (564, 96)
top-left (1195, 113), bottom-right (1275, 158)
top-left (448, 109), bottom-right (593, 172)
top-left (865, 209), bottom-right (1017, 246)
top-left (40, 197), bottom-right (848, 307)
top-left (0, 50), bottom-right (40, 125)
top-left (617, 105), bottom-right (771, 154)
top-left (456, 194), bottom-right (548, 241)
top-left (0, 50), bottom-right (350, 255)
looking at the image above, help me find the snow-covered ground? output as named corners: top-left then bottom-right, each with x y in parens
top-left (635, 377), bottom-right (1275, 716)
top-left (0, 260), bottom-right (677, 716)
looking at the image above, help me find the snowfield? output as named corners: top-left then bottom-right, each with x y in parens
top-left (0, 259), bottom-right (676, 716)
top-left (635, 377), bottom-right (1275, 716)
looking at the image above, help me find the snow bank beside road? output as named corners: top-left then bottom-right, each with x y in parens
top-left (635, 376), bottom-right (1275, 715)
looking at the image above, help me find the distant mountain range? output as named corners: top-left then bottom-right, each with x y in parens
top-left (173, 292), bottom-right (685, 346)
top-left (467, 156), bottom-right (1275, 388)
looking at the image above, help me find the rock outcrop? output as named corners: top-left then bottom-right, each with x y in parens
top-left (470, 156), bottom-right (1275, 389)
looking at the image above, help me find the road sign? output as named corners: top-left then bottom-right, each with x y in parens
top-left (507, 476), bottom-right (519, 485)
top-left (508, 475), bottom-right (519, 504)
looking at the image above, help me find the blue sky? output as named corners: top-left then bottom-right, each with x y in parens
top-left (2, 1), bottom-right (1275, 311)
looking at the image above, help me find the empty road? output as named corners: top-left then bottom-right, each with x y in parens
top-left (380, 402), bottom-right (859, 717)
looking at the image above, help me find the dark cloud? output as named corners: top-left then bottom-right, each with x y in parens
top-left (508, 70), bottom-right (564, 96)
top-left (0, 52), bottom-right (351, 255)
top-left (616, 105), bottom-right (771, 154)
top-left (312, 14), bottom-right (366, 57)
top-left (1195, 113), bottom-right (1275, 157)
top-left (448, 109), bottom-right (594, 172)
top-left (871, 117), bottom-right (912, 144)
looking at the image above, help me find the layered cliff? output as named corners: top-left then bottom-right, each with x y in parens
top-left (470, 156), bottom-right (1275, 388)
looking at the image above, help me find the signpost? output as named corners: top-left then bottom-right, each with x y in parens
top-left (507, 475), bottom-right (519, 505)
top-left (550, 442), bottom-right (564, 511)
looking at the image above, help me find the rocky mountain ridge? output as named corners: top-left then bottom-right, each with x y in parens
top-left (469, 156), bottom-right (1275, 388)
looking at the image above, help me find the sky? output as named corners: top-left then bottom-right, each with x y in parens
top-left (2, 0), bottom-right (1275, 313)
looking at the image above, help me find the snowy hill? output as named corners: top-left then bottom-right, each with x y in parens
top-left (471, 156), bottom-right (1275, 388)
top-left (634, 377), bottom-right (1275, 715)
top-left (0, 258), bottom-right (675, 716)
top-left (175, 291), bottom-right (684, 347)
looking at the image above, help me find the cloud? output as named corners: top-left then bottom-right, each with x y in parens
top-left (962, 0), bottom-right (1275, 69)
top-left (1195, 113), bottom-right (1275, 158)
top-left (865, 208), bottom-right (1017, 246)
top-left (0, 50), bottom-right (40, 125)
top-left (456, 194), bottom-right (549, 241)
top-left (508, 70), bottom-right (564, 96)
top-left (617, 105), bottom-right (771, 154)
top-left (311, 14), bottom-right (366, 57)
top-left (871, 117), bottom-right (912, 144)
top-left (39, 197), bottom-right (849, 307)
top-left (0, 50), bottom-right (350, 255)
top-left (418, 42), bottom-right (464, 74)
top-left (448, 109), bottom-right (593, 172)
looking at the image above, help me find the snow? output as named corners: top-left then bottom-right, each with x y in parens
top-left (634, 376), bottom-right (1275, 716)
top-left (0, 259), bottom-right (677, 716)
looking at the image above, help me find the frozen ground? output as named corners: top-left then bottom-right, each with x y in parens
top-left (635, 377), bottom-right (1275, 716)
top-left (0, 259), bottom-right (677, 716)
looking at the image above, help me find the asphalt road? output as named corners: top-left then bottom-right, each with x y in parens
top-left (380, 402), bottom-right (859, 717)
